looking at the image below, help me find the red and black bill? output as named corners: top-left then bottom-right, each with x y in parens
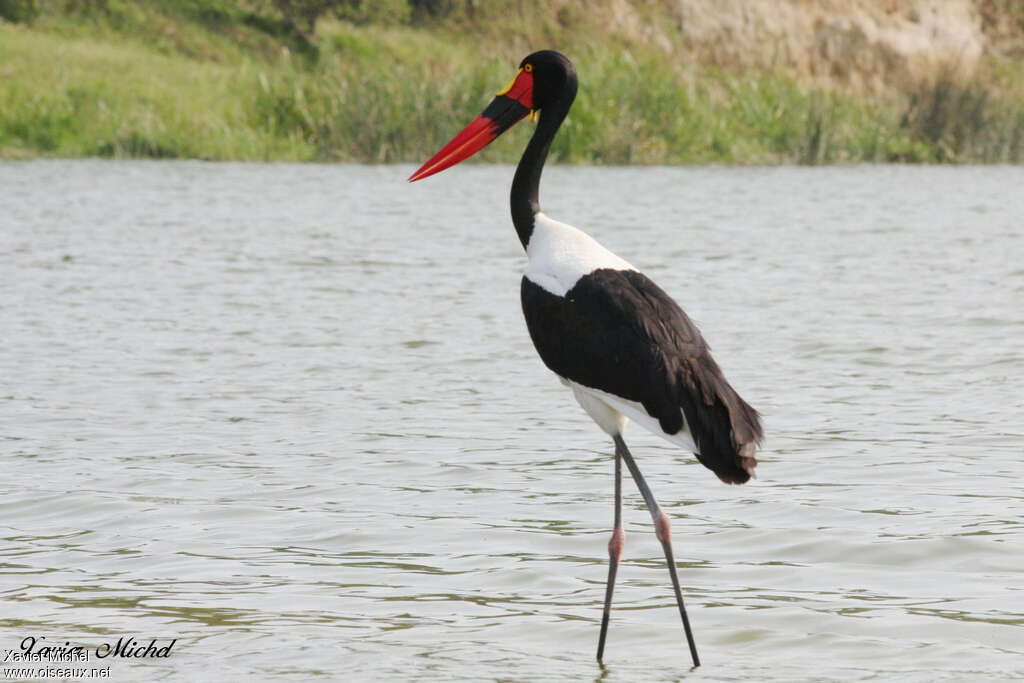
top-left (408, 68), bottom-right (535, 182)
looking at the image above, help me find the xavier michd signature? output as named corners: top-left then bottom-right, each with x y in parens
top-left (8, 635), bottom-right (177, 661)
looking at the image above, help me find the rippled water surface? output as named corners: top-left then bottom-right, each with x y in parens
top-left (2, 161), bottom-right (1023, 681)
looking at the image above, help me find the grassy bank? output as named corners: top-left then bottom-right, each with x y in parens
top-left (2, 1), bottom-right (1024, 163)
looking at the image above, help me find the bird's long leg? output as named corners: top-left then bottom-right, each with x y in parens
top-left (596, 441), bottom-right (624, 663)
top-left (614, 435), bottom-right (701, 668)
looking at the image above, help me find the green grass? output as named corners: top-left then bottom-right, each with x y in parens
top-left (3, 1), bottom-right (1024, 163)
top-left (0, 22), bottom-right (309, 159)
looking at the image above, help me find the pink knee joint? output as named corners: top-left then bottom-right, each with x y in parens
top-left (608, 527), bottom-right (625, 560)
top-left (654, 510), bottom-right (672, 543)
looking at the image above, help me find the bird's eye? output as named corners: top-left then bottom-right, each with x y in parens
top-left (523, 64), bottom-right (534, 73)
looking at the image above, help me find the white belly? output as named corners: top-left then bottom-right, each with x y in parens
top-left (567, 381), bottom-right (698, 453)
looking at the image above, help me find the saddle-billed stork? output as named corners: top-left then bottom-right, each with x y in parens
top-left (409, 50), bottom-right (762, 667)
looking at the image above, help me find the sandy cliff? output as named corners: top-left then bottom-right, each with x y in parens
top-left (597, 0), bottom-right (1017, 92)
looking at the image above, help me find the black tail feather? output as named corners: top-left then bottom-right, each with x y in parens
top-left (677, 361), bottom-right (763, 485)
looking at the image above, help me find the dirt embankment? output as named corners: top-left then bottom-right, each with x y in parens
top-left (601, 0), bottom-right (1021, 93)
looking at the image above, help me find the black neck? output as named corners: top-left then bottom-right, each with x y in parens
top-left (510, 80), bottom-right (577, 250)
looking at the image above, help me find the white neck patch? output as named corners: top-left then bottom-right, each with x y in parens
top-left (523, 213), bottom-right (635, 296)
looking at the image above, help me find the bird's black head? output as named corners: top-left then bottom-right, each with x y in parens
top-left (518, 50), bottom-right (577, 113)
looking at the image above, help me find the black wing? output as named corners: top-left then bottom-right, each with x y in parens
top-left (521, 268), bottom-right (762, 484)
